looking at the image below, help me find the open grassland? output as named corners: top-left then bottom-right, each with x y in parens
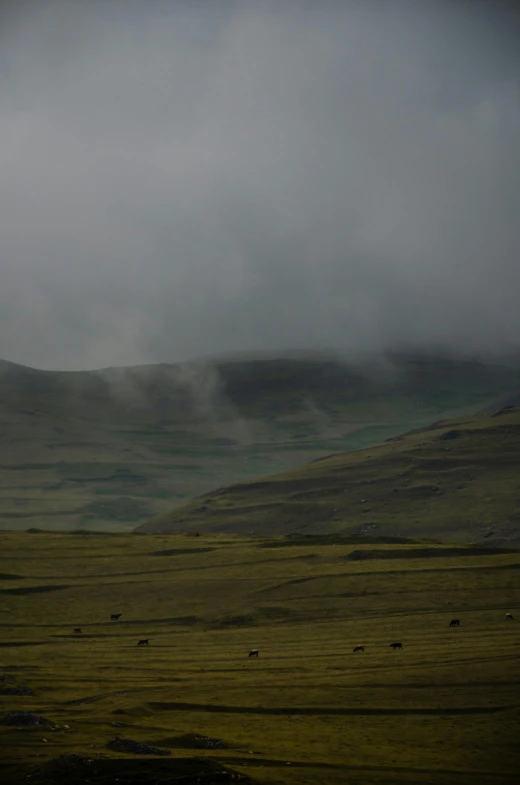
top-left (141, 406), bottom-right (520, 546)
top-left (1, 532), bottom-right (519, 784)
top-left (2, 354), bottom-right (519, 533)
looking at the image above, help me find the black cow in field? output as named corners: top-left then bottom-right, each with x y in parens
top-left (449, 619), bottom-right (460, 627)
top-left (353, 645), bottom-right (365, 652)
top-left (137, 639), bottom-right (149, 646)
top-left (390, 642), bottom-right (403, 650)
top-left (111, 613), bottom-right (122, 621)
top-left (74, 627), bottom-right (82, 634)
top-left (505, 613), bottom-right (514, 620)
top-left (248, 649), bottom-right (259, 658)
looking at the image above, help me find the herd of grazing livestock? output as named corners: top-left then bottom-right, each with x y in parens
top-left (349, 614), bottom-right (515, 653)
top-left (71, 612), bottom-right (515, 655)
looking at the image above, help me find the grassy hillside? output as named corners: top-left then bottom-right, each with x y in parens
top-left (1, 531), bottom-right (519, 784)
top-left (1, 353), bottom-right (520, 533)
top-left (139, 406), bottom-right (520, 546)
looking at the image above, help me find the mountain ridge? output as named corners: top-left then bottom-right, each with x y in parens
top-left (1, 351), bottom-right (520, 533)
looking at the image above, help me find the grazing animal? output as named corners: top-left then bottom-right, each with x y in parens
top-left (111, 613), bottom-right (122, 621)
top-left (248, 649), bottom-right (259, 658)
top-left (74, 627), bottom-right (82, 634)
top-left (137, 639), bottom-right (149, 647)
top-left (353, 645), bottom-right (365, 652)
top-left (449, 619), bottom-right (460, 627)
top-left (390, 642), bottom-right (403, 650)
top-left (505, 612), bottom-right (514, 620)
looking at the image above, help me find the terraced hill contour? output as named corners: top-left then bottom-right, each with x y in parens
top-left (1, 531), bottom-right (519, 784)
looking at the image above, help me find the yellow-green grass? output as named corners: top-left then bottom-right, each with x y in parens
top-left (1, 532), bottom-right (519, 784)
top-left (140, 407), bottom-right (520, 546)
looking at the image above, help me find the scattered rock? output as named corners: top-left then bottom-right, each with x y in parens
top-left (30, 754), bottom-right (260, 784)
top-left (0, 674), bottom-right (32, 695)
top-left (107, 736), bottom-right (171, 756)
top-left (3, 711), bottom-right (51, 726)
top-left (169, 732), bottom-right (228, 750)
top-left (59, 753), bottom-right (93, 766)
top-left (1, 684), bottom-right (33, 695)
top-left (60, 753), bottom-right (91, 763)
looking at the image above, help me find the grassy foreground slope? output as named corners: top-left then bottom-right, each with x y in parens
top-left (139, 406), bottom-right (520, 546)
top-left (0, 531), bottom-right (519, 784)
top-left (2, 353), bottom-right (520, 533)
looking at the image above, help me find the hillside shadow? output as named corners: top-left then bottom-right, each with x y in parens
top-left (345, 547), bottom-right (520, 561)
top-left (151, 547), bottom-right (215, 556)
top-left (20, 755), bottom-right (260, 784)
top-left (0, 584), bottom-right (69, 595)
top-left (148, 701), bottom-right (509, 717)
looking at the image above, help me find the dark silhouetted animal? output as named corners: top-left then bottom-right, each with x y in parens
top-left (137, 639), bottom-right (149, 646)
top-left (111, 613), bottom-right (122, 621)
top-left (248, 649), bottom-right (259, 658)
top-left (505, 612), bottom-right (514, 620)
top-left (390, 642), bottom-right (403, 650)
top-left (449, 619), bottom-right (460, 627)
top-left (353, 645), bottom-right (365, 652)
top-left (74, 627), bottom-right (82, 634)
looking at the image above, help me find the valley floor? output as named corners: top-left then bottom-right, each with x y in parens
top-left (0, 532), bottom-right (519, 784)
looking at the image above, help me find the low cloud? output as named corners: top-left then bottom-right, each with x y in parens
top-left (1, 0), bottom-right (519, 370)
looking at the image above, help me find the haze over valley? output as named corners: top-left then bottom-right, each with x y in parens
top-left (1, 0), bottom-right (519, 538)
top-left (2, 4), bottom-right (520, 783)
top-left (0, 352), bottom-right (519, 535)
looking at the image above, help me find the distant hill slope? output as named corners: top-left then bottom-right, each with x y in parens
top-left (1, 352), bottom-right (520, 532)
top-left (137, 406), bottom-right (520, 546)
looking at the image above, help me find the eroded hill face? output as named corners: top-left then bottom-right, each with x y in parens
top-left (1, 353), bottom-right (520, 532)
top-left (138, 407), bottom-right (520, 547)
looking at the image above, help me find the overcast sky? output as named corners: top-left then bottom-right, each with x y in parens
top-left (1, 0), bottom-right (519, 370)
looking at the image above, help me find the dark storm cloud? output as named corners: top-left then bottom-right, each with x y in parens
top-left (1, 0), bottom-right (519, 370)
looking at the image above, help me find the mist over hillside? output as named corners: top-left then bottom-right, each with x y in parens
top-left (139, 403), bottom-right (520, 546)
top-left (1, 351), bottom-right (520, 533)
top-left (1, 1), bottom-right (519, 539)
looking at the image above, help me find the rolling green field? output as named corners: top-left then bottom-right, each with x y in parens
top-left (1, 353), bottom-right (519, 533)
top-left (1, 532), bottom-right (519, 784)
